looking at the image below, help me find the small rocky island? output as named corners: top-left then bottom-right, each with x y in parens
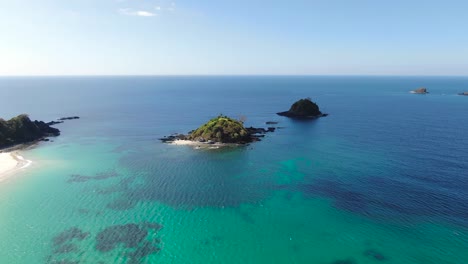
top-left (0, 114), bottom-right (60, 149)
top-left (411, 87), bottom-right (428, 94)
top-left (160, 115), bottom-right (275, 146)
top-left (277, 98), bottom-right (327, 119)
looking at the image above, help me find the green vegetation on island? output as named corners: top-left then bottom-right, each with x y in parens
top-left (187, 115), bottom-right (251, 143)
top-left (160, 115), bottom-right (276, 145)
top-left (0, 114), bottom-right (60, 149)
top-left (277, 98), bottom-right (326, 118)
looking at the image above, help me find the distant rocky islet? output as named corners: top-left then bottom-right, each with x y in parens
top-left (411, 87), bottom-right (429, 94)
top-left (277, 98), bottom-right (328, 119)
top-left (410, 87), bottom-right (468, 96)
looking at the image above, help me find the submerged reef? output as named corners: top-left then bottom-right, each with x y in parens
top-left (67, 171), bottom-right (119, 183)
top-left (95, 223), bottom-right (162, 264)
top-left (332, 259), bottom-right (357, 264)
top-left (364, 249), bottom-right (387, 261)
top-left (48, 222), bottom-right (162, 264)
top-left (95, 224), bottom-right (148, 252)
top-left (52, 227), bottom-right (89, 246)
top-left (47, 227), bottom-right (90, 264)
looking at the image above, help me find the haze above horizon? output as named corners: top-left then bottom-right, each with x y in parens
top-left (1, 0), bottom-right (468, 76)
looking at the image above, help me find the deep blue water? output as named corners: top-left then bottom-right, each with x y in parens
top-left (2, 76), bottom-right (468, 223)
top-left (1, 76), bottom-right (468, 263)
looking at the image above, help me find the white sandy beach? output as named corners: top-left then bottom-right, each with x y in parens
top-left (170, 140), bottom-right (221, 149)
top-left (170, 140), bottom-right (203, 146)
top-left (0, 152), bottom-right (32, 181)
top-left (170, 140), bottom-right (240, 149)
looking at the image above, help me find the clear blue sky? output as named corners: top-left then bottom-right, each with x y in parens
top-left (1, 0), bottom-right (468, 76)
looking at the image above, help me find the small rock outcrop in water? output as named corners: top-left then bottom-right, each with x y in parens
top-left (46, 120), bottom-right (64, 126)
top-left (47, 116), bottom-right (81, 126)
top-left (160, 115), bottom-right (275, 145)
top-left (266, 121), bottom-right (279, 125)
top-left (0, 114), bottom-right (60, 149)
top-left (277, 98), bottom-right (327, 119)
top-left (58, 116), bottom-right (80, 121)
top-left (160, 134), bottom-right (187, 143)
top-left (411, 87), bottom-right (428, 94)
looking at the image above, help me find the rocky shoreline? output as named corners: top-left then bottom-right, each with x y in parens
top-left (160, 125), bottom-right (276, 146)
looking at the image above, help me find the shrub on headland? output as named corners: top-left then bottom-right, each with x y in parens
top-left (0, 114), bottom-right (60, 149)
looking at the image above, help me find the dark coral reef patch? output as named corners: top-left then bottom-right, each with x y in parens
top-left (95, 223), bottom-right (162, 263)
top-left (68, 171), bottom-right (119, 183)
top-left (364, 249), bottom-right (387, 261)
top-left (52, 227), bottom-right (89, 246)
top-left (48, 222), bottom-right (162, 264)
top-left (332, 259), bottom-right (357, 264)
top-left (95, 224), bottom-right (148, 252)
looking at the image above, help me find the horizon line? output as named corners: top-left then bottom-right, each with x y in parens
top-left (1, 74), bottom-right (468, 78)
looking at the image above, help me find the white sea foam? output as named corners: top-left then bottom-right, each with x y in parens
top-left (17, 155), bottom-right (33, 169)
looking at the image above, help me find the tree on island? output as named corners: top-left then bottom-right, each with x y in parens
top-left (187, 115), bottom-right (251, 143)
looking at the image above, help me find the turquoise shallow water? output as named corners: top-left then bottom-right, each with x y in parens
top-left (0, 76), bottom-right (468, 263)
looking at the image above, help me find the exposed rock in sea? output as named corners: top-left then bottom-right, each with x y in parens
top-left (46, 121), bottom-right (64, 126)
top-left (411, 87), bottom-right (428, 94)
top-left (59, 116), bottom-right (80, 121)
top-left (159, 134), bottom-right (187, 143)
top-left (46, 116), bottom-right (80, 126)
top-left (160, 115), bottom-right (275, 145)
top-left (0, 114), bottom-right (61, 149)
top-left (277, 98), bottom-right (327, 119)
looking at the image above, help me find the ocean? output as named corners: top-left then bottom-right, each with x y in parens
top-left (0, 76), bottom-right (467, 264)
